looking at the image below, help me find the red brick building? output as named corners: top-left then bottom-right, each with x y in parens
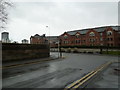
top-left (30, 34), bottom-right (48, 44)
top-left (59, 26), bottom-right (120, 47)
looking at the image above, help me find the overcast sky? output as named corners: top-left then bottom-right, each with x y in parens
top-left (0, 0), bottom-right (118, 43)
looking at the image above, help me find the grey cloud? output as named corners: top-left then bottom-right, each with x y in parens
top-left (6, 2), bottom-right (118, 42)
top-left (10, 2), bottom-right (118, 25)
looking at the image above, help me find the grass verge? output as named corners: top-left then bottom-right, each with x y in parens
top-left (102, 51), bottom-right (120, 55)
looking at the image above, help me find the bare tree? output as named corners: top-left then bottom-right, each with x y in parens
top-left (0, 0), bottom-right (13, 31)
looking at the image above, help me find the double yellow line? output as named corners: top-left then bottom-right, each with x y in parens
top-left (0, 59), bottom-right (55, 69)
top-left (0, 56), bottom-right (66, 69)
top-left (65, 61), bottom-right (112, 89)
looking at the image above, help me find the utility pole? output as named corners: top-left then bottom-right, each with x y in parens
top-left (57, 41), bottom-right (59, 58)
top-left (100, 46), bottom-right (103, 54)
top-left (46, 26), bottom-right (50, 57)
top-left (59, 39), bottom-right (62, 58)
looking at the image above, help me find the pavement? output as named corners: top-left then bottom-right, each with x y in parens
top-left (2, 52), bottom-right (119, 88)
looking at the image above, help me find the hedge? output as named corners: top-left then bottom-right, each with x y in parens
top-left (51, 45), bottom-right (120, 49)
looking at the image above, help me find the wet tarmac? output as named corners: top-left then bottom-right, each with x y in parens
top-left (2, 52), bottom-right (118, 88)
top-left (86, 62), bottom-right (120, 88)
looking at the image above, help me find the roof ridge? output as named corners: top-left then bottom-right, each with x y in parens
top-left (67, 25), bottom-right (119, 33)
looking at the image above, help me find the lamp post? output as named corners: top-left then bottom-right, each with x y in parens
top-left (46, 26), bottom-right (50, 57)
top-left (46, 26), bottom-right (50, 44)
top-left (59, 39), bottom-right (62, 58)
top-left (56, 40), bottom-right (62, 58)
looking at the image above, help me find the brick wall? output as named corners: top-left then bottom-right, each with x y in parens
top-left (2, 43), bottom-right (50, 61)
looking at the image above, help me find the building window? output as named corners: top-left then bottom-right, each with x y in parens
top-left (65, 41), bottom-right (67, 44)
top-left (111, 43), bottom-right (113, 46)
top-left (100, 33), bottom-right (103, 36)
top-left (76, 33), bottom-right (80, 38)
top-left (75, 40), bottom-right (77, 43)
top-left (107, 31), bottom-right (112, 36)
top-left (89, 39), bottom-right (91, 42)
top-left (110, 38), bottom-right (113, 41)
top-left (64, 41), bottom-right (69, 44)
top-left (67, 41), bottom-right (69, 44)
top-left (75, 40), bottom-right (80, 44)
top-left (108, 38), bottom-right (113, 41)
top-left (89, 32), bottom-right (95, 36)
top-left (64, 35), bottom-right (68, 39)
top-left (82, 40), bottom-right (85, 43)
top-left (100, 38), bottom-right (103, 41)
top-left (90, 39), bottom-right (95, 42)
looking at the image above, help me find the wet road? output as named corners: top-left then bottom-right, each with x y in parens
top-left (3, 52), bottom-right (118, 88)
top-left (86, 62), bottom-right (119, 88)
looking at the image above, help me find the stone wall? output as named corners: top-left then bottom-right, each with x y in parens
top-left (2, 43), bottom-right (50, 61)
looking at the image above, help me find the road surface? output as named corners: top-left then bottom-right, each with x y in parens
top-left (2, 52), bottom-right (118, 88)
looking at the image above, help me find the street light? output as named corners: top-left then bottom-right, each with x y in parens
top-left (46, 26), bottom-right (50, 57)
top-left (46, 25), bottom-right (50, 44)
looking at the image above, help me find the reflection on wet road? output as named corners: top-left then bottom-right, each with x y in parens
top-left (3, 52), bottom-right (118, 88)
top-left (6, 68), bottom-right (82, 88)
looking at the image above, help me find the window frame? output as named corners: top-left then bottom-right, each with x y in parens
top-left (107, 31), bottom-right (112, 36)
top-left (89, 32), bottom-right (95, 36)
top-left (64, 35), bottom-right (68, 39)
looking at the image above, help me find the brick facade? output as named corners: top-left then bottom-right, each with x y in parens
top-left (59, 26), bottom-right (120, 47)
top-left (30, 34), bottom-right (48, 44)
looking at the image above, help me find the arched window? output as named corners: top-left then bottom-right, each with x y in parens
top-left (89, 32), bottom-right (95, 36)
top-left (76, 33), bottom-right (80, 38)
top-left (107, 31), bottom-right (112, 36)
top-left (64, 35), bottom-right (68, 39)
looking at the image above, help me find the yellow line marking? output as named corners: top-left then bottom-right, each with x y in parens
top-left (73, 71), bottom-right (98, 88)
top-left (66, 61), bottom-right (112, 89)
top-left (73, 62), bottom-right (111, 88)
top-left (67, 63), bottom-right (107, 88)
top-left (0, 59), bottom-right (54, 69)
top-left (67, 70), bottom-right (95, 88)
top-left (73, 61), bottom-right (112, 88)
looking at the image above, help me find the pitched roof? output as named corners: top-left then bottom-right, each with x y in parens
top-left (67, 26), bottom-right (120, 35)
top-left (46, 36), bottom-right (58, 41)
top-left (30, 34), bottom-right (46, 38)
top-left (34, 34), bottom-right (40, 37)
top-left (111, 26), bottom-right (120, 30)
